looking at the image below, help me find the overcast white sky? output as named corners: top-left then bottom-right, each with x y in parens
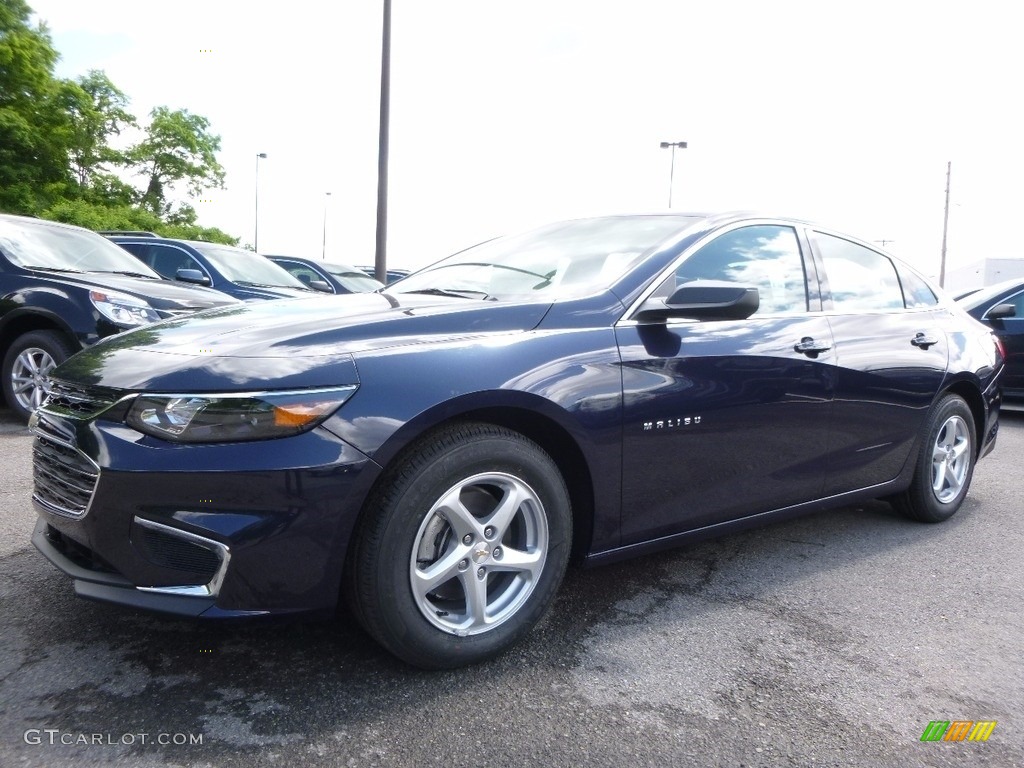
top-left (27, 0), bottom-right (1024, 282)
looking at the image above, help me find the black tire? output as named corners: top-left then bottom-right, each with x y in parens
top-left (346, 422), bottom-right (572, 669)
top-left (891, 394), bottom-right (977, 523)
top-left (2, 330), bottom-right (75, 423)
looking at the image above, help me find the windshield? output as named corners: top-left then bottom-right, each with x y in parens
top-left (0, 218), bottom-right (162, 277)
top-left (192, 244), bottom-right (309, 289)
top-left (390, 216), bottom-right (699, 300)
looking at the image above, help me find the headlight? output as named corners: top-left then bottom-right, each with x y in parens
top-left (90, 290), bottom-right (162, 327)
top-left (126, 386), bottom-right (358, 443)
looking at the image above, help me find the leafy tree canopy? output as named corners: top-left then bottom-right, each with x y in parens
top-left (0, 0), bottom-right (237, 244)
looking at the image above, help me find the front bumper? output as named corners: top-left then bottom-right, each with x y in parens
top-left (31, 409), bottom-right (379, 618)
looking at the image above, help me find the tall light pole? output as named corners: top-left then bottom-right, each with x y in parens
top-left (322, 192), bottom-right (332, 260)
top-left (659, 141), bottom-right (687, 208)
top-left (374, 0), bottom-right (392, 284)
top-left (254, 152), bottom-right (267, 251)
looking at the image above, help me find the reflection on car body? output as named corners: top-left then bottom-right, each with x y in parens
top-left (31, 212), bottom-right (1003, 669)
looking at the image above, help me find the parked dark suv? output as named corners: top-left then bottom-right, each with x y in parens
top-left (105, 234), bottom-right (320, 301)
top-left (0, 214), bottom-right (239, 421)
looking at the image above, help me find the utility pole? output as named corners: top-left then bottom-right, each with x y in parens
top-left (374, 0), bottom-right (392, 285)
top-left (939, 160), bottom-right (951, 288)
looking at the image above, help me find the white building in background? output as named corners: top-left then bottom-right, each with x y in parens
top-left (944, 258), bottom-right (1024, 295)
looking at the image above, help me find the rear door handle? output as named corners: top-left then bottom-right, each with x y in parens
top-left (794, 337), bottom-right (831, 357)
top-left (911, 332), bottom-right (940, 349)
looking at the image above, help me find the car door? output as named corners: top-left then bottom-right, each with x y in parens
top-left (615, 223), bottom-right (834, 544)
top-left (808, 231), bottom-right (950, 495)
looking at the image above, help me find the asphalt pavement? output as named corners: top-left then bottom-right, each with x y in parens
top-left (1, 405), bottom-right (1021, 767)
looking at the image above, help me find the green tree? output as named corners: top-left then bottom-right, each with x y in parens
top-left (129, 106), bottom-right (226, 214)
top-left (0, 0), bottom-right (72, 212)
top-left (63, 69), bottom-right (136, 187)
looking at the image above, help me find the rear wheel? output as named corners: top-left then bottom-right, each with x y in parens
top-left (346, 422), bottom-right (571, 669)
top-left (892, 394), bottom-right (977, 523)
top-left (2, 330), bottom-right (75, 422)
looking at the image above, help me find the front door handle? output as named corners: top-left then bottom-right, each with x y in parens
top-left (794, 337), bottom-right (831, 357)
top-left (911, 332), bottom-right (940, 349)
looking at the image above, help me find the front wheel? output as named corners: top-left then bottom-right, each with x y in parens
top-left (891, 394), bottom-right (977, 523)
top-left (346, 422), bottom-right (572, 669)
top-left (2, 330), bottom-right (75, 423)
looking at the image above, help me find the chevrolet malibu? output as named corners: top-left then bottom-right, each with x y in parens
top-left (30, 213), bottom-right (1003, 669)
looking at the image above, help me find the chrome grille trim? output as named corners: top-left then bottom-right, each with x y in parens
top-left (41, 380), bottom-right (121, 419)
top-left (31, 425), bottom-right (100, 520)
top-left (133, 518), bottom-right (231, 598)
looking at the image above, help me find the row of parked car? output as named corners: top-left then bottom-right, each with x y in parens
top-left (0, 214), bottom-right (408, 421)
top-left (2, 211), bottom-right (1023, 427)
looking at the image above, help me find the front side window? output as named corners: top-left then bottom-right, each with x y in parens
top-left (653, 225), bottom-right (808, 315)
top-left (988, 289), bottom-right (1024, 317)
top-left (277, 261), bottom-right (324, 286)
top-left (145, 245), bottom-right (204, 279)
top-left (814, 232), bottom-right (903, 311)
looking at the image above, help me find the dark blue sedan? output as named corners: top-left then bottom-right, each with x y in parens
top-left (31, 213), bottom-right (1003, 669)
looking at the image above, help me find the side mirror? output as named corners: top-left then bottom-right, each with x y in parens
top-left (309, 280), bottom-right (333, 293)
top-left (634, 281), bottom-right (760, 323)
top-left (176, 268), bottom-right (211, 287)
top-left (986, 303), bottom-right (1016, 320)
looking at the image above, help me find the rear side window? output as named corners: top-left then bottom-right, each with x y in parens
top-left (897, 266), bottom-right (939, 308)
top-left (814, 233), bottom-right (903, 310)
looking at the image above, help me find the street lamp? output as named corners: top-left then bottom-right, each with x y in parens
top-left (322, 192), bottom-right (332, 260)
top-left (659, 141), bottom-right (687, 208)
top-left (254, 152), bottom-right (267, 251)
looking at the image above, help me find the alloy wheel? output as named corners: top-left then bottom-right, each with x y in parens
top-left (409, 472), bottom-right (549, 636)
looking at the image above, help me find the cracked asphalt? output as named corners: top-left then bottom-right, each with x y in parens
top-left (1, 406), bottom-right (1021, 767)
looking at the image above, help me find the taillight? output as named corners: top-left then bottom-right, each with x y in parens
top-left (993, 334), bottom-right (1006, 362)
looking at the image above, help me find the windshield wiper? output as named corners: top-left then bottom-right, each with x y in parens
top-left (94, 270), bottom-right (159, 279)
top-left (23, 266), bottom-right (85, 273)
top-left (235, 280), bottom-right (295, 289)
top-left (401, 287), bottom-right (491, 300)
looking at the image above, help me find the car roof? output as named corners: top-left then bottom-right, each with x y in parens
top-left (958, 277), bottom-right (1024, 309)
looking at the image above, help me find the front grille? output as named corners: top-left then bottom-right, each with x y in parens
top-left (32, 427), bottom-right (99, 519)
top-left (42, 380), bottom-right (118, 418)
top-left (133, 522), bottom-right (221, 577)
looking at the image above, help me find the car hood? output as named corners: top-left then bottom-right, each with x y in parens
top-left (42, 271), bottom-right (238, 310)
top-left (54, 292), bottom-right (551, 391)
